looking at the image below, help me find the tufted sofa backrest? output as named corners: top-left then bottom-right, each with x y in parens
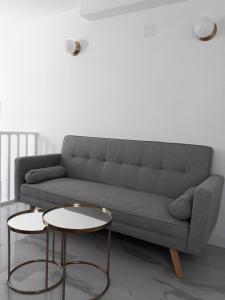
top-left (60, 135), bottom-right (212, 198)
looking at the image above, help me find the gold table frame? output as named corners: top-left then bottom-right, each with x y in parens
top-left (43, 203), bottom-right (112, 300)
top-left (7, 209), bottom-right (63, 294)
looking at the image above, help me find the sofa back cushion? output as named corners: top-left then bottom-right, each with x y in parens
top-left (60, 135), bottom-right (212, 198)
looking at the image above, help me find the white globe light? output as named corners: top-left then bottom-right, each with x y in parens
top-left (194, 17), bottom-right (216, 40)
top-left (65, 39), bottom-right (81, 56)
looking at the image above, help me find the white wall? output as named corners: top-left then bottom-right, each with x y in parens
top-left (1, 0), bottom-right (225, 246)
top-left (0, 17), bottom-right (24, 128)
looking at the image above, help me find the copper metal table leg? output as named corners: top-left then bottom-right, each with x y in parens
top-left (59, 225), bottom-right (112, 300)
top-left (7, 229), bottom-right (63, 294)
top-left (52, 231), bottom-right (55, 262)
top-left (61, 231), bottom-right (64, 265)
top-left (8, 229), bottom-right (10, 276)
top-left (62, 232), bottom-right (67, 300)
top-left (107, 224), bottom-right (112, 277)
top-left (45, 231), bottom-right (49, 289)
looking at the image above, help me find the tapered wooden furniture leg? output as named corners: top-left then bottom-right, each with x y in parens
top-left (169, 249), bottom-right (183, 278)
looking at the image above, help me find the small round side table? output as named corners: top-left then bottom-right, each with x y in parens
top-left (43, 203), bottom-right (112, 300)
top-left (7, 208), bottom-right (63, 294)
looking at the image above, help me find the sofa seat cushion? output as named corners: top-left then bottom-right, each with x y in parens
top-left (20, 178), bottom-right (189, 241)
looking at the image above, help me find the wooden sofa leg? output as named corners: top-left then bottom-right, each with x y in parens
top-left (169, 249), bottom-right (183, 278)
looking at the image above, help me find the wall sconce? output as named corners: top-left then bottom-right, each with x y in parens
top-left (65, 40), bottom-right (81, 56)
top-left (194, 17), bottom-right (217, 41)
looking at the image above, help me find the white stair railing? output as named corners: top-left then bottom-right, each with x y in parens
top-left (0, 132), bottom-right (38, 202)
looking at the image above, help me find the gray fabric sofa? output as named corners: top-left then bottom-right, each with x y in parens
top-left (15, 135), bottom-right (224, 278)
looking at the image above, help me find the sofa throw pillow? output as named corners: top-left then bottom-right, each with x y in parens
top-left (169, 187), bottom-right (195, 220)
top-left (25, 165), bottom-right (66, 184)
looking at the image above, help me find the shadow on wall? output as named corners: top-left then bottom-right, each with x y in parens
top-left (217, 16), bottom-right (225, 38)
top-left (79, 39), bottom-right (89, 55)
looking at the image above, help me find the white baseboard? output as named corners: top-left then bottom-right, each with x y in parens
top-left (208, 233), bottom-right (225, 249)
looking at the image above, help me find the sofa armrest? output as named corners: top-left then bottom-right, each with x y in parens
top-left (187, 174), bottom-right (224, 255)
top-left (15, 154), bottom-right (61, 201)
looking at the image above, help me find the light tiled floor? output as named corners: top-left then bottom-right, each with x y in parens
top-left (0, 202), bottom-right (225, 300)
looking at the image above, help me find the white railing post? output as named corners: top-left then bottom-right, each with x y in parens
top-left (0, 134), bottom-right (1, 203)
top-left (0, 131), bottom-right (38, 202)
top-left (17, 133), bottom-right (20, 157)
top-left (25, 134), bottom-right (29, 156)
top-left (34, 133), bottom-right (38, 155)
top-left (7, 134), bottom-right (11, 202)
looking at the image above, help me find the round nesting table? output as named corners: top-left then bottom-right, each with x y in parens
top-left (42, 204), bottom-right (112, 300)
top-left (7, 208), bottom-right (63, 294)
